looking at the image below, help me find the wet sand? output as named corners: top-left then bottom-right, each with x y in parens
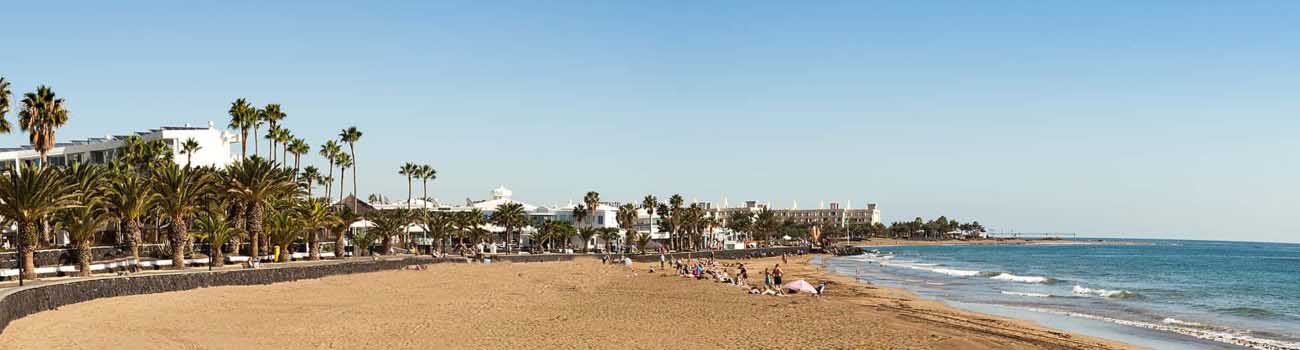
top-left (0, 257), bottom-right (1130, 350)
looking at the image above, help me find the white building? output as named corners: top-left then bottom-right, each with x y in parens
top-left (0, 122), bottom-right (238, 169)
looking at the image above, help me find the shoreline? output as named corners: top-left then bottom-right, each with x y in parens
top-left (780, 254), bottom-right (1135, 350)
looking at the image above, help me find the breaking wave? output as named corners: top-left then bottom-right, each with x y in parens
top-left (1072, 285), bottom-right (1138, 299)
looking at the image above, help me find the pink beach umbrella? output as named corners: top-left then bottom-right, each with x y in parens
top-left (783, 279), bottom-right (818, 294)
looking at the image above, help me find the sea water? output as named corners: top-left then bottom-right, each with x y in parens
top-left (820, 240), bottom-right (1300, 350)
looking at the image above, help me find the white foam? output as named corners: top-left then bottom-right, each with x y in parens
top-left (1019, 307), bottom-right (1300, 350)
top-left (1001, 291), bottom-right (1053, 298)
top-left (1072, 285), bottom-right (1137, 299)
top-left (931, 267), bottom-right (982, 277)
top-left (990, 273), bottom-right (1053, 284)
top-left (1162, 318), bottom-right (1205, 327)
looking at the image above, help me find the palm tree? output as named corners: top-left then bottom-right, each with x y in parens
top-left (252, 107), bottom-right (266, 157)
top-left (0, 165), bottom-right (77, 282)
top-left (0, 77), bottom-right (13, 134)
top-left (335, 153), bottom-right (352, 205)
top-left (228, 98), bottom-right (256, 159)
top-left (264, 125), bottom-right (283, 163)
top-left (454, 209), bottom-right (485, 249)
top-left (179, 137), bottom-right (201, 167)
top-left (331, 207), bottom-right (358, 258)
top-left (192, 203), bottom-right (244, 268)
top-left (617, 203), bottom-right (639, 253)
top-left (418, 165), bottom-right (435, 207)
top-left (583, 191), bottom-right (601, 228)
top-left (296, 198), bottom-right (339, 261)
top-left (301, 166), bottom-right (321, 198)
top-left (262, 104), bottom-right (286, 159)
top-left (105, 169), bottom-right (158, 261)
top-left (263, 204), bottom-right (300, 262)
top-left (668, 194), bottom-right (684, 250)
top-left (571, 204), bottom-right (588, 247)
top-left (18, 86), bottom-right (70, 166)
top-left (224, 157), bottom-right (294, 259)
top-left (598, 227), bottom-right (621, 253)
top-left (151, 164), bottom-right (212, 269)
top-left (490, 202), bottom-right (527, 254)
top-left (288, 138), bottom-right (309, 175)
top-left (578, 227), bottom-right (599, 253)
top-left (399, 163), bottom-right (418, 209)
top-left (338, 126), bottom-right (363, 211)
top-left (370, 209), bottom-right (410, 255)
top-left (59, 162), bottom-right (110, 277)
top-left (318, 140), bottom-right (341, 203)
top-left (276, 129), bottom-right (293, 166)
top-left (420, 212), bottom-right (453, 255)
top-left (641, 195), bottom-right (657, 240)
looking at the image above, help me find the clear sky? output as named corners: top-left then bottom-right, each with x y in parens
top-left (2, 1), bottom-right (1298, 243)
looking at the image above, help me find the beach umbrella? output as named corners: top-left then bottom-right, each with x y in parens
top-left (783, 279), bottom-right (818, 294)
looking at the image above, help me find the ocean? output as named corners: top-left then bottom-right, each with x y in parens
top-left (818, 240), bottom-right (1300, 350)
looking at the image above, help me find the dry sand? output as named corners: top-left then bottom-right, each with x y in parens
top-left (0, 256), bottom-right (1129, 350)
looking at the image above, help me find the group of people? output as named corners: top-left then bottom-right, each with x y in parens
top-left (659, 256), bottom-right (814, 296)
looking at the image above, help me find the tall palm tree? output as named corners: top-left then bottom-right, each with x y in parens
top-left (490, 202), bottom-right (527, 254)
top-left (192, 203), bottom-right (244, 268)
top-left (617, 203), bottom-right (639, 253)
top-left (301, 166), bottom-right (321, 198)
top-left (641, 195), bottom-right (657, 243)
top-left (18, 86), bottom-right (70, 166)
top-left (571, 204), bottom-right (588, 246)
top-left (264, 124), bottom-right (283, 163)
top-left (227, 98), bottom-right (255, 159)
top-left (252, 107), bottom-right (266, 158)
top-left (296, 198), bottom-right (339, 260)
top-left (418, 165), bottom-right (435, 207)
top-left (335, 153), bottom-right (352, 205)
top-left (224, 157), bottom-right (294, 260)
top-left (276, 129), bottom-right (293, 166)
top-left (338, 126), bottom-right (362, 211)
top-left (583, 191), bottom-right (601, 228)
top-left (287, 138), bottom-right (309, 175)
top-left (318, 140), bottom-right (342, 203)
top-left (262, 103), bottom-right (285, 130)
top-left (0, 77), bottom-right (12, 134)
top-left (398, 163), bottom-right (418, 208)
top-left (668, 194), bottom-right (684, 250)
top-left (179, 137), bottom-right (201, 167)
top-left (0, 165), bottom-right (77, 282)
top-left (106, 169), bottom-right (158, 261)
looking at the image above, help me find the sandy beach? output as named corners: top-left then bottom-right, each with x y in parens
top-left (0, 253), bottom-right (1129, 350)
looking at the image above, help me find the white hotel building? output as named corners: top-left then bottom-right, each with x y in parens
top-left (0, 122), bottom-right (238, 170)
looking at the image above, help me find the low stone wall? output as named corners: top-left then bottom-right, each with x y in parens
top-left (0, 256), bottom-right (433, 335)
top-left (0, 244), bottom-right (170, 269)
top-left (491, 254), bottom-right (577, 263)
top-left (630, 246), bottom-right (812, 262)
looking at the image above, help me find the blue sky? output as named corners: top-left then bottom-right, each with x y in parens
top-left (2, 1), bottom-right (1298, 242)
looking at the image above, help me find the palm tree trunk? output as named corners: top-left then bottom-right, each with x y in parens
top-left (421, 179), bottom-right (428, 207)
top-left (170, 214), bottom-right (188, 269)
top-left (19, 222), bottom-right (37, 281)
top-left (382, 235), bottom-right (393, 255)
top-left (253, 126), bottom-right (260, 157)
top-left (211, 244), bottom-right (224, 268)
top-left (78, 239), bottom-right (93, 277)
top-left (335, 228), bottom-right (347, 259)
top-left (308, 229), bottom-right (321, 261)
top-left (127, 218), bottom-right (143, 261)
top-left (240, 132), bottom-right (248, 159)
top-left (325, 160), bottom-right (335, 203)
top-left (338, 168), bottom-right (346, 207)
top-left (350, 146), bottom-right (358, 212)
top-left (248, 203), bottom-right (263, 261)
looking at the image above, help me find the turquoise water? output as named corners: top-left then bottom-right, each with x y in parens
top-left (821, 240), bottom-right (1300, 350)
